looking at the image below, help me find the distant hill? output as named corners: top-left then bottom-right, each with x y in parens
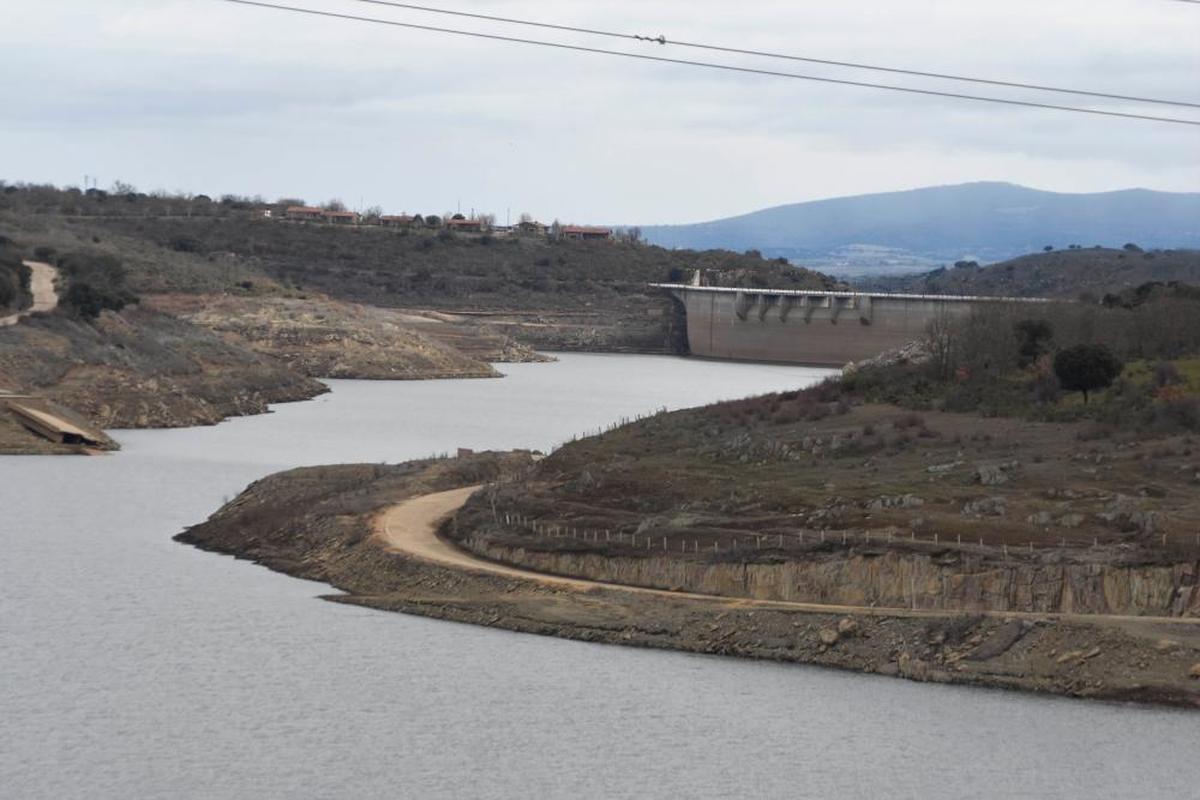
top-left (860, 246), bottom-right (1200, 299)
top-left (639, 183), bottom-right (1200, 277)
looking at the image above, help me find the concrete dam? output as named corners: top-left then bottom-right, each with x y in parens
top-left (654, 283), bottom-right (1049, 367)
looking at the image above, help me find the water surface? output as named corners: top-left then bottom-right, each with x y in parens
top-left (1, 355), bottom-right (1195, 799)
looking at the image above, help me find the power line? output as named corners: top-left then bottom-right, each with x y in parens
top-left (218, 0), bottom-right (1200, 126)
top-left (349, 0), bottom-right (1200, 110)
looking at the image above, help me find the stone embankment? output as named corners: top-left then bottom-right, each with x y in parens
top-left (460, 541), bottom-right (1200, 618)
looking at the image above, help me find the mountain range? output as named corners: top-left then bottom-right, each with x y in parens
top-left (638, 182), bottom-right (1200, 277)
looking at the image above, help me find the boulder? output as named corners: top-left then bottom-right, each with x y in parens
top-left (962, 496), bottom-right (1007, 517)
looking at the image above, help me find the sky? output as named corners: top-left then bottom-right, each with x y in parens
top-left (1, 0), bottom-right (1197, 224)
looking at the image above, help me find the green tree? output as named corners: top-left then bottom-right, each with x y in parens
top-left (1053, 344), bottom-right (1122, 403)
top-left (1014, 319), bottom-right (1053, 367)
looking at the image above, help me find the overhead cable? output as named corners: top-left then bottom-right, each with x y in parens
top-left (218, 0), bottom-right (1200, 126)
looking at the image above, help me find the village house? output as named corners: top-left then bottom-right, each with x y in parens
top-left (380, 214), bottom-right (417, 228)
top-left (516, 219), bottom-right (548, 236)
top-left (446, 217), bottom-right (484, 233)
top-left (561, 225), bottom-right (613, 241)
top-left (285, 205), bottom-right (324, 221)
top-left (323, 210), bottom-right (360, 225)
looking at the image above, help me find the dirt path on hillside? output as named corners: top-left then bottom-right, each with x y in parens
top-left (0, 262), bottom-right (58, 327)
top-left (374, 486), bottom-right (1200, 632)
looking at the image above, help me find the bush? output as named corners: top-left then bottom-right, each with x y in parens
top-left (56, 252), bottom-right (139, 320)
top-left (1148, 397), bottom-right (1200, 432)
top-left (1053, 344), bottom-right (1123, 403)
top-left (1154, 361), bottom-right (1183, 388)
top-left (1014, 319), bottom-right (1053, 367)
top-left (169, 236), bottom-right (203, 253)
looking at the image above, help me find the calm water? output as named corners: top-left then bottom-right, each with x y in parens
top-left (1, 354), bottom-right (1195, 800)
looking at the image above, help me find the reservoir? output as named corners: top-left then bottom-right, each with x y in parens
top-left (1, 354), bottom-right (1196, 799)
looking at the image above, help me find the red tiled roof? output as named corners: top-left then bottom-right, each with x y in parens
top-left (286, 206), bottom-right (323, 214)
top-left (562, 225), bottom-right (612, 235)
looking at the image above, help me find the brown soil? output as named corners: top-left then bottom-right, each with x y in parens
top-left (177, 456), bottom-right (1200, 709)
top-left (145, 293), bottom-right (519, 379)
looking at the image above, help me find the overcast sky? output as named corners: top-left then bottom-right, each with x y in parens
top-left (2, 0), bottom-right (1197, 224)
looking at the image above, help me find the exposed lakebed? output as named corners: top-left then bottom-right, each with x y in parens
top-left (2, 355), bottom-right (1196, 799)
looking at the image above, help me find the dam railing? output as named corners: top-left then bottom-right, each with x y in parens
top-left (649, 283), bottom-right (1054, 305)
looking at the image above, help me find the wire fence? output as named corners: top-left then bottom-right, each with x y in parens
top-left (494, 510), bottom-right (1200, 560)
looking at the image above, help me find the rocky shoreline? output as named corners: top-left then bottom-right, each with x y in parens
top-left (177, 456), bottom-right (1200, 709)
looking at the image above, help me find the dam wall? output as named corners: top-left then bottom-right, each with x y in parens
top-left (655, 284), bottom-right (1048, 366)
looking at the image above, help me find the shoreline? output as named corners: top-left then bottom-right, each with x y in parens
top-left (177, 457), bottom-right (1200, 710)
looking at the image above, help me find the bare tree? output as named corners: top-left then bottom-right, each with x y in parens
top-left (322, 198), bottom-right (347, 212)
top-left (925, 307), bottom-right (957, 381)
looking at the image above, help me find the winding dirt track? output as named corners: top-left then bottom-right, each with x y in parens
top-left (374, 486), bottom-right (1200, 628)
top-left (0, 261), bottom-right (59, 327)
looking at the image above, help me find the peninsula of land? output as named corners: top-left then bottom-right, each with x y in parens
top-left (180, 449), bottom-right (1200, 708)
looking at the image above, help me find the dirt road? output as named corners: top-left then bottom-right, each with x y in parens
top-left (374, 486), bottom-right (1200, 629)
top-left (0, 262), bottom-right (58, 327)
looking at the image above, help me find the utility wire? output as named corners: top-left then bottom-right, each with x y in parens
top-left (348, 0), bottom-right (1200, 110)
top-left (218, 0), bottom-right (1200, 126)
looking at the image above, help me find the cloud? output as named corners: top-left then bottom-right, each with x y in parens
top-left (0, 0), bottom-right (1196, 222)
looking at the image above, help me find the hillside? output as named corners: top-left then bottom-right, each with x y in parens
top-left (861, 247), bottom-right (1200, 299)
top-left (640, 183), bottom-right (1200, 277)
top-left (0, 306), bottom-right (327, 429)
top-left (0, 184), bottom-right (842, 354)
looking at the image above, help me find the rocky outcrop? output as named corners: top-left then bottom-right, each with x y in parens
top-left (462, 542), bottom-right (1200, 618)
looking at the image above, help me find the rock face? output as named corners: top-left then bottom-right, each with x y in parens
top-left (466, 542), bottom-right (1200, 617)
top-left (0, 306), bottom-right (326, 429)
